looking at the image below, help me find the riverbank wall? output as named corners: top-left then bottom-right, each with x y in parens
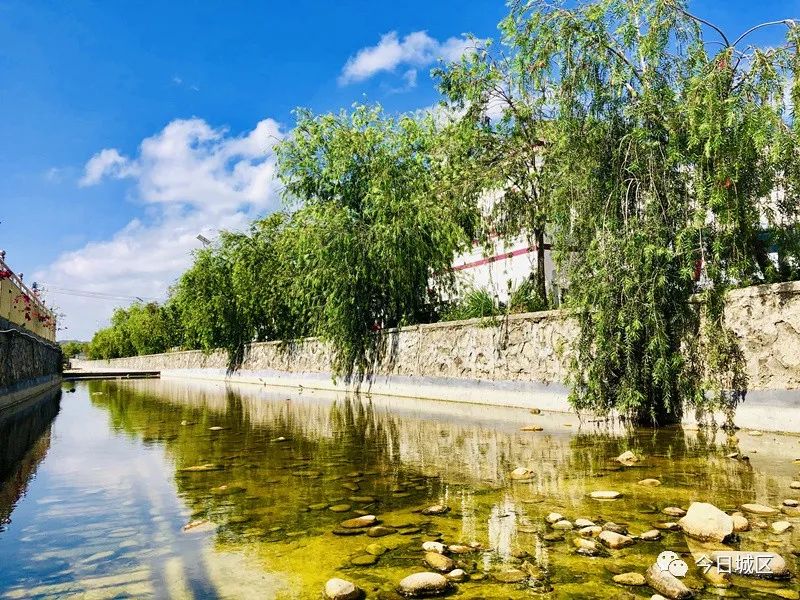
top-left (0, 316), bottom-right (62, 411)
top-left (73, 280), bottom-right (800, 431)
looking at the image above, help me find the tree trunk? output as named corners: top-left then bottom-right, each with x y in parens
top-left (534, 227), bottom-right (547, 306)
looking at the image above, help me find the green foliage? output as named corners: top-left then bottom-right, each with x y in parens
top-left (60, 340), bottom-right (88, 358)
top-left (509, 278), bottom-right (551, 314)
top-left (485, 0), bottom-right (800, 424)
top-left (442, 289), bottom-right (501, 321)
top-left (169, 213), bottom-right (300, 368)
top-left (275, 104), bottom-right (480, 379)
top-left (87, 302), bottom-right (179, 359)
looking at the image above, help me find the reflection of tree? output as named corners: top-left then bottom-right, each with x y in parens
top-left (0, 387), bottom-right (61, 529)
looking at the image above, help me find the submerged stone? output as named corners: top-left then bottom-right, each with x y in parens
top-left (424, 551), bottom-right (455, 572)
top-left (367, 526), bottom-right (397, 538)
top-left (421, 505), bottom-right (449, 516)
top-left (351, 554), bottom-right (378, 566)
top-left (493, 568), bottom-right (528, 583)
top-left (397, 572), bottom-right (451, 597)
top-left (677, 502), bottom-right (733, 542)
top-left (645, 564), bottom-right (693, 599)
top-left (741, 503), bottom-right (779, 516)
top-left (590, 490), bottom-right (622, 500)
top-left (324, 578), bottom-right (362, 600)
top-left (613, 572), bottom-right (646, 585)
top-left (598, 530), bottom-right (634, 549)
top-left (340, 515), bottom-right (378, 529)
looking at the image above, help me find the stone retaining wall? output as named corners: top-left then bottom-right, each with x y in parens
top-left (0, 316), bottom-right (62, 410)
top-left (75, 281), bottom-right (800, 393)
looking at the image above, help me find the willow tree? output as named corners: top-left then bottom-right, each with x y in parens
top-left (276, 104), bottom-right (481, 380)
top-left (435, 39), bottom-right (553, 306)
top-left (490, 0), bottom-right (800, 424)
top-left (169, 213), bottom-right (299, 368)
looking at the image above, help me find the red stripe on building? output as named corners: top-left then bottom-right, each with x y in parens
top-left (452, 244), bottom-right (552, 272)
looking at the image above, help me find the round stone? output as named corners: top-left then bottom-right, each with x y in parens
top-left (324, 578), bottom-right (362, 600)
top-left (397, 572), bottom-right (451, 597)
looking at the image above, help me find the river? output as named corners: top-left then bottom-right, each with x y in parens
top-left (0, 379), bottom-right (798, 599)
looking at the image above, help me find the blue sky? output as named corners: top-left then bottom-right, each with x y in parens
top-left (0, 0), bottom-right (797, 339)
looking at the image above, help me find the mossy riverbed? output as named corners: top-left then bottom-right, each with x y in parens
top-left (1, 379), bottom-right (799, 599)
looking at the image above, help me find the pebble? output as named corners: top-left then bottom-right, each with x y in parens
top-left (424, 552), bottom-right (455, 572)
top-left (598, 530), bottom-right (635, 549)
top-left (602, 522), bottom-right (628, 535)
top-left (493, 568), bottom-right (528, 583)
top-left (329, 504), bottom-right (352, 513)
top-left (677, 502), bottom-right (733, 542)
top-left (446, 569), bottom-right (466, 582)
top-left (579, 525), bottom-right (602, 537)
top-left (448, 544), bottom-right (472, 554)
top-left (340, 515), bottom-right (378, 529)
top-left (613, 572), bottom-right (646, 585)
top-left (397, 572), bottom-right (451, 597)
top-left (574, 518), bottom-right (595, 528)
top-left (728, 515), bottom-right (749, 534)
top-left (365, 543), bottom-right (387, 556)
top-left (663, 506), bottom-right (687, 517)
top-left (741, 503), bottom-right (779, 516)
top-left (546, 512), bottom-right (565, 524)
top-left (510, 467), bottom-right (534, 481)
top-left (573, 537), bottom-right (603, 556)
top-left (640, 529), bottom-right (662, 541)
top-left (645, 564), bottom-right (693, 599)
top-left (617, 450), bottom-right (639, 464)
top-left (367, 526), bottom-right (397, 537)
top-left (638, 478), bottom-right (662, 486)
top-left (324, 578), bottom-right (362, 600)
top-left (772, 520), bottom-right (793, 534)
top-left (421, 505), bottom-right (450, 516)
top-left (791, 481), bottom-right (800, 489)
top-left (783, 499), bottom-right (799, 507)
top-left (552, 519), bottom-right (573, 530)
top-left (351, 554), bottom-right (378, 566)
top-left (422, 541), bottom-right (445, 553)
top-left (590, 490), bottom-right (622, 499)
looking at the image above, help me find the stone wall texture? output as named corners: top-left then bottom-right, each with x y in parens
top-left (77, 281), bottom-right (800, 391)
top-left (0, 316), bottom-right (62, 394)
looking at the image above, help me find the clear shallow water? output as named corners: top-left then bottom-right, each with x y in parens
top-left (1, 379), bottom-right (799, 599)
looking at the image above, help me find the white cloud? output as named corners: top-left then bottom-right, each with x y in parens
top-left (339, 30), bottom-right (476, 85)
top-left (38, 117), bottom-right (284, 339)
top-left (79, 148), bottom-right (132, 186)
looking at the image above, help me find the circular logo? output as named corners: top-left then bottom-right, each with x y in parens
top-left (656, 551), bottom-right (689, 577)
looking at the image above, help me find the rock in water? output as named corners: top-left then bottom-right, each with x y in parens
top-left (740, 503), bottom-right (779, 516)
top-left (598, 530), bottom-right (635, 549)
top-left (510, 467), bottom-right (534, 481)
top-left (590, 490), bottom-right (622, 500)
top-left (422, 541), bottom-right (445, 553)
top-left (546, 512), bottom-right (564, 524)
top-left (645, 564), bottom-right (694, 599)
top-left (421, 504), bottom-right (450, 515)
top-left (340, 515), bottom-right (378, 529)
top-left (424, 552), bottom-right (455, 572)
top-left (324, 578), bottom-right (362, 600)
top-left (677, 502), bottom-right (734, 542)
top-left (613, 572), bottom-right (646, 585)
top-left (367, 526), bottom-right (396, 537)
top-left (772, 521), bottom-right (792, 534)
top-left (732, 513), bottom-right (750, 532)
top-left (616, 450), bottom-right (639, 464)
top-left (397, 572), bottom-right (451, 597)
top-left (638, 478), bottom-right (662, 487)
top-left (707, 551), bottom-right (789, 579)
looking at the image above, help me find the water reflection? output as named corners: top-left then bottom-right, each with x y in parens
top-left (0, 378), bottom-right (797, 599)
top-left (0, 387), bottom-right (60, 530)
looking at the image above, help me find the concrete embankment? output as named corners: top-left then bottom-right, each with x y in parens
top-left (0, 316), bottom-right (62, 411)
top-left (74, 280), bottom-right (800, 432)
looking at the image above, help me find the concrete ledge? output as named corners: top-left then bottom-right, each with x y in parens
top-left (0, 374), bottom-right (62, 412)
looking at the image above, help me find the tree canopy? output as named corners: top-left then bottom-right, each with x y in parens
top-left (86, 0), bottom-right (800, 426)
